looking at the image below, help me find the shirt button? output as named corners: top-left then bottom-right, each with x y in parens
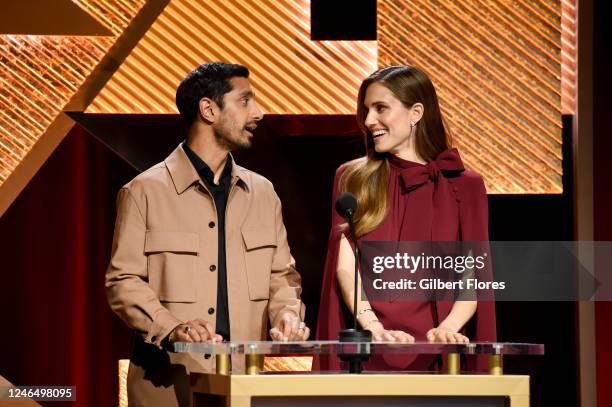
top-left (209, 221), bottom-right (216, 228)
top-left (208, 307), bottom-right (215, 315)
top-left (209, 265), bottom-right (216, 272)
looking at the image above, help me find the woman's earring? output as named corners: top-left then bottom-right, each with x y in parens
top-left (410, 121), bottom-right (417, 137)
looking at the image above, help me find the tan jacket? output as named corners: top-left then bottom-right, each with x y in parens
top-left (106, 144), bottom-right (304, 406)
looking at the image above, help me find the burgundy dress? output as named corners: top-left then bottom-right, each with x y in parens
top-left (315, 148), bottom-right (496, 371)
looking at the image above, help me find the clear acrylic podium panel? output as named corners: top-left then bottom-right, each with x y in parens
top-left (174, 340), bottom-right (544, 356)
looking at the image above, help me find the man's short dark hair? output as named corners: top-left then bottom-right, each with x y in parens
top-left (176, 62), bottom-right (249, 125)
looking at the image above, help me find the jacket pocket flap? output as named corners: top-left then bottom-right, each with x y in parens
top-left (242, 226), bottom-right (277, 251)
top-left (144, 231), bottom-right (199, 254)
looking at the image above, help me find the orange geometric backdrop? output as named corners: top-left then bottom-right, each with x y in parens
top-left (0, 0), bottom-right (146, 183)
top-left (0, 0), bottom-right (577, 215)
top-left (85, 0), bottom-right (377, 115)
top-left (378, 0), bottom-right (568, 193)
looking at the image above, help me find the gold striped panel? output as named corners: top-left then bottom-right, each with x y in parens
top-left (0, 0), bottom-right (146, 187)
top-left (263, 356), bottom-right (313, 372)
top-left (118, 359), bottom-right (129, 407)
top-left (0, 36), bottom-right (110, 184)
top-left (86, 0), bottom-right (377, 115)
top-left (561, 0), bottom-right (576, 115)
top-left (72, 0), bottom-right (145, 36)
top-left (379, 0), bottom-right (564, 193)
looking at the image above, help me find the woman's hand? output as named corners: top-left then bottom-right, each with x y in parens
top-left (426, 327), bottom-right (469, 343)
top-left (367, 321), bottom-right (414, 342)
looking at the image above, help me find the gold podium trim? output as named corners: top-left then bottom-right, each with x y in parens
top-left (191, 373), bottom-right (530, 407)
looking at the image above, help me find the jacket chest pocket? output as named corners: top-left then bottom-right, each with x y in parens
top-left (242, 226), bottom-right (276, 300)
top-left (145, 231), bottom-right (199, 303)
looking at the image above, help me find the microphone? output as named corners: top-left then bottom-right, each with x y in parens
top-left (335, 192), bottom-right (357, 218)
top-left (334, 192), bottom-right (372, 373)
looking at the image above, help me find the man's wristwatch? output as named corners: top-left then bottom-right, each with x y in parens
top-left (162, 327), bottom-right (178, 351)
top-left (168, 328), bottom-right (178, 343)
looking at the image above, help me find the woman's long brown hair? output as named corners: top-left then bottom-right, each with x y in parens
top-left (340, 65), bottom-right (452, 237)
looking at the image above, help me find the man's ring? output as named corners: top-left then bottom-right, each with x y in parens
top-left (298, 322), bottom-right (306, 331)
top-left (184, 326), bottom-right (191, 333)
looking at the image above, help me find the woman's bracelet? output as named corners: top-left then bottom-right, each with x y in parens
top-left (356, 308), bottom-right (375, 318)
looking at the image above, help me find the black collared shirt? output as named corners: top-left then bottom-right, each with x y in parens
top-left (183, 141), bottom-right (232, 340)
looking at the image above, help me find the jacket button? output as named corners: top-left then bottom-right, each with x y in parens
top-left (209, 265), bottom-right (216, 271)
top-left (209, 221), bottom-right (216, 228)
top-left (208, 307), bottom-right (215, 314)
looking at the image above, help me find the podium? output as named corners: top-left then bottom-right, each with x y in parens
top-left (175, 341), bottom-right (543, 407)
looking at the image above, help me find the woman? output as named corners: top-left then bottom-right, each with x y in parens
top-left (316, 65), bottom-right (496, 371)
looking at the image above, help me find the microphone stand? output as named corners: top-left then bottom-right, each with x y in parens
top-left (338, 208), bottom-right (372, 373)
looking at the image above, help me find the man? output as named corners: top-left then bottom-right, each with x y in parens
top-left (106, 62), bottom-right (310, 407)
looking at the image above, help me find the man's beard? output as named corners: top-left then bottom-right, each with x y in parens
top-left (214, 123), bottom-right (252, 151)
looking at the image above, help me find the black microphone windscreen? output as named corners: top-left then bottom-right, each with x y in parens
top-left (335, 192), bottom-right (358, 218)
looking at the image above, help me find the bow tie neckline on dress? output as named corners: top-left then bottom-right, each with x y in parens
top-left (392, 148), bottom-right (465, 191)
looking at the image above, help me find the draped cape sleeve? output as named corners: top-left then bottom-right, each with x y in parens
top-left (454, 170), bottom-right (497, 371)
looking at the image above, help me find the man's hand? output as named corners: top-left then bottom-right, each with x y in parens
top-left (269, 313), bottom-right (310, 341)
top-left (169, 319), bottom-right (223, 343)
